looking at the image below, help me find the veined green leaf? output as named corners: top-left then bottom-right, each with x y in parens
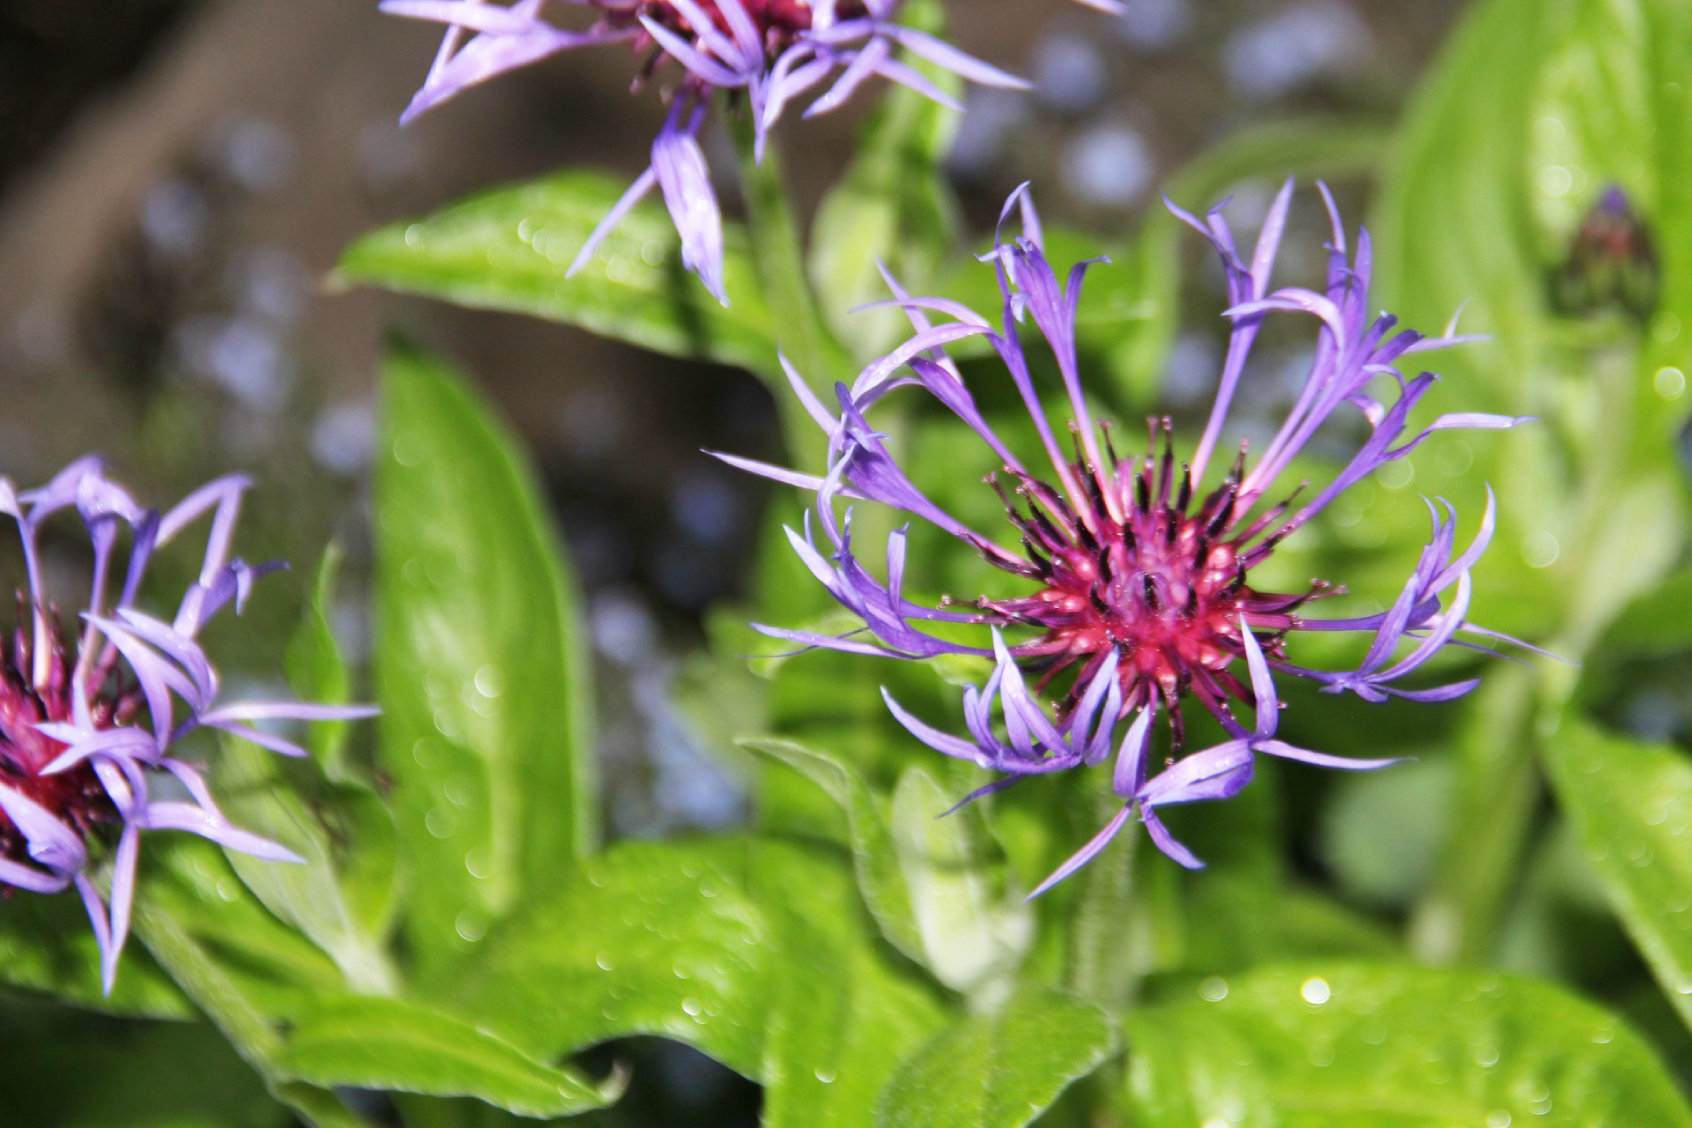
top-left (1126, 962), bottom-right (1691, 1127)
top-left (336, 171), bottom-right (778, 381)
top-left (375, 348), bottom-right (596, 981)
top-left (875, 989), bottom-right (1117, 1128)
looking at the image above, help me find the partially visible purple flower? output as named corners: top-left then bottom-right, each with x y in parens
top-left (722, 183), bottom-right (1532, 889)
top-left (0, 459), bottom-right (375, 992)
top-left (380, 0), bottom-right (1113, 302)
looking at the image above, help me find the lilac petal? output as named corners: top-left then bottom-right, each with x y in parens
top-left (1256, 739), bottom-right (1401, 771)
top-left (1026, 804), bottom-right (1133, 899)
top-left (567, 166), bottom-right (659, 278)
top-left (1139, 743), bottom-right (1254, 807)
top-left (1143, 808), bottom-right (1205, 870)
top-left (203, 722), bottom-right (311, 759)
top-left (403, 26), bottom-right (616, 122)
top-left (380, 0), bottom-right (551, 35)
top-left (0, 783), bottom-right (86, 874)
top-left (201, 701), bottom-right (378, 723)
top-left (883, 687), bottom-right (991, 766)
top-left (652, 110), bottom-right (727, 305)
top-left (37, 725), bottom-right (156, 776)
top-left (139, 803), bottom-right (305, 864)
top-left (1111, 704), bottom-right (1157, 798)
top-left (103, 824), bottom-right (140, 995)
top-left (1236, 619), bottom-right (1279, 737)
top-left (805, 36), bottom-right (892, 118)
top-left (637, 17), bottom-right (748, 87)
top-left (73, 874), bottom-right (114, 993)
top-left (0, 857), bottom-right (71, 894)
top-left (878, 26), bottom-right (1030, 90)
top-left (1381, 677), bottom-right (1483, 703)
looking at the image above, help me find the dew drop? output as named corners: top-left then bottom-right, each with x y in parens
top-left (465, 849), bottom-right (493, 878)
top-left (1199, 976), bottom-right (1229, 1002)
top-left (595, 952), bottom-right (617, 971)
top-left (454, 911), bottom-right (487, 942)
top-left (474, 665), bottom-right (505, 698)
top-left (682, 997), bottom-right (703, 1017)
top-left (1300, 976), bottom-right (1331, 1005)
top-left (425, 806), bottom-right (454, 838)
top-left (814, 1069), bottom-right (836, 1084)
top-left (1487, 1112), bottom-right (1512, 1128)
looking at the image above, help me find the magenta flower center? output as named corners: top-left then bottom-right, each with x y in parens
top-left (624, 0), bottom-right (867, 55)
top-left (0, 611), bottom-right (132, 873)
top-left (975, 424), bottom-right (1330, 748)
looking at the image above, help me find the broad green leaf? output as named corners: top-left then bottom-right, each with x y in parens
top-left (1126, 962), bottom-right (1691, 1127)
top-left (441, 834), bottom-right (950, 1122)
top-left (1543, 714), bottom-right (1692, 1031)
top-left (214, 739), bottom-right (398, 995)
top-left (1591, 565), bottom-right (1692, 659)
top-left (808, 0), bottom-right (959, 358)
top-left (281, 542), bottom-right (401, 945)
top-left (275, 996), bottom-right (619, 1118)
top-left (752, 831), bottom-right (950, 1128)
top-left (283, 544), bottom-right (354, 779)
top-left (891, 765), bottom-right (1032, 998)
top-left (1183, 876), bottom-right (1399, 973)
top-left (132, 839), bottom-right (367, 1128)
top-left (440, 837), bottom-right (783, 1078)
top-left (875, 990), bottom-right (1117, 1128)
top-left (375, 348), bottom-right (596, 980)
top-left (741, 736), bottom-right (923, 962)
top-left (336, 171), bottom-right (779, 381)
top-left (141, 836), bottom-right (347, 1020)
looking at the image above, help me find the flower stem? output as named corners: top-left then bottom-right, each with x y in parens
top-left (1065, 786), bottom-right (1140, 1011)
top-left (728, 113), bottom-right (857, 453)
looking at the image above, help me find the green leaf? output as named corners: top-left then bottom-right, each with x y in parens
top-left (753, 833), bottom-right (950, 1128)
top-left (440, 834), bottom-right (950, 1123)
top-left (131, 840), bottom-right (368, 1128)
top-left (741, 736), bottom-right (923, 963)
top-left (275, 996), bottom-right (620, 1118)
top-left (375, 347), bottom-right (596, 980)
top-left (141, 836), bottom-right (348, 1021)
top-left (1543, 714), bottom-right (1692, 1031)
top-left (890, 765), bottom-right (1032, 997)
top-left (440, 836), bottom-right (782, 1079)
top-left (284, 544), bottom-right (354, 779)
top-left (336, 171), bottom-right (778, 380)
top-left (213, 738), bottom-right (398, 995)
top-left (875, 990), bottom-right (1117, 1128)
top-left (0, 892), bottom-right (190, 1019)
top-left (281, 543), bottom-right (400, 945)
top-left (1126, 962), bottom-right (1691, 1127)
top-left (807, 0), bottom-right (960, 358)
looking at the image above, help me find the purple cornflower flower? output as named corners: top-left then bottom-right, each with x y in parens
top-left (0, 458), bottom-right (375, 991)
top-left (720, 183), bottom-right (1532, 890)
top-left (380, 0), bottom-right (1118, 303)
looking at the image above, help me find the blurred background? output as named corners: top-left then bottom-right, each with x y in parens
top-left (0, 0), bottom-right (1490, 1122)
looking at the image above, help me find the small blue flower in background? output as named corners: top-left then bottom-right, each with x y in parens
top-left (722, 183), bottom-right (1534, 890)
top-left (0, 459), bottom-right (374, 991)
top-left (379, 0), bottom-right (1122, 303)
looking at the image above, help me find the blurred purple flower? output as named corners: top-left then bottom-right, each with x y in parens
top-left (721, 183), bottom-right (1532, 889)
top-left (380, 0), bottom-right (1115, 303)
top-left (0, 459), bottom-right (375, 992)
